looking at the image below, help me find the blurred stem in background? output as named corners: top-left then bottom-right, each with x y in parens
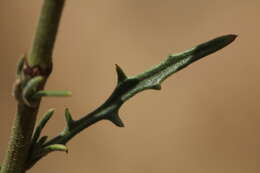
top-left (0, 0), bottom-right (65, 173)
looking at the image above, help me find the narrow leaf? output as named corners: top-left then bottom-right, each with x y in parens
top-left (65, 108), bottom-right (74, 130)
top-left (33, 90), bottom-right (72, 98)
top-left (22, 76), bottom-right (44, 106)
top-left (32, 109), bottom-right (55, 146)
top-left (37, 136), bottom-right (48, 147)
top-left (42, 144), bottom-right (68, 153)
top-left (29, 144), bottom-right (68, 167)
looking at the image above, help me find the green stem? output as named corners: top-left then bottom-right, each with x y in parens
top-left (0, 0), bottom-right (65, 173)
top-left (29, 0), bottom-right (65, 69)
top-left (45, 35), bottom-right (237, 146)
top-left (0, 104), bottom-right (39, 173)
top-left (26, 35), bottom-right (236, 166)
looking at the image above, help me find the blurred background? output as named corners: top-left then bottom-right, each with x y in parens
top-left (0, 0), bottom-right (259, 173)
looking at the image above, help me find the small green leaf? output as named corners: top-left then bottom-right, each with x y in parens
top-left (65, 108), bottom-right (74, 130)
top-left (42, 144), bottom-right (68, 153)
top-left (33, 90), bottom-right (72, 98)
top-left (22, 76), bottom-right (44, 106)
top-left (28, 144), bottom-right (68, 169)
top-left (31, 109), bottom-right (55, 146)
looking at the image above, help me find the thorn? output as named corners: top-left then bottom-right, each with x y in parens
top-left (107, 112), bottom-right (125, 127)
top-left (65, 108), bottom-right (74, 129)
top-left (115, 64), bottom-right (128, 84)
top-left (150, 84), bottom-right (162, 90)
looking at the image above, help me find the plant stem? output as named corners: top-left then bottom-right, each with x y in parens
top-left (29, 0), bottom-right (65, 70)
top-left (0, 104), bottom-right (40, 173)
top-left (26, 35), bottom-right (236, 167)
top-left (0, 0), bottom-right (65, 173)
top-left (45, 35), bottom-right (237, 146)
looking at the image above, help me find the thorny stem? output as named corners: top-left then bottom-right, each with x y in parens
top-left (0, 0), bottom-right (65, 173)
top-left (46, 35), bottom-right (238, 145)
top-left (26, 35), bottom-right (237, 169)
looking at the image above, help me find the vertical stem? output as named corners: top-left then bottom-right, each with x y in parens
top-left (0, 104), bottom-right (39, 173)
top-left (29, 0), bottom-right (65, 69)
top-left (0, 0), bottom-right (66, 173)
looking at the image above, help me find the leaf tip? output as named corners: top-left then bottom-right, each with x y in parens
top-left (47, 108), bottom-right (55, 115)
top-left (44, 144), bottom-right (68, 153)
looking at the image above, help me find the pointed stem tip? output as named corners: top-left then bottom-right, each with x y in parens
top-left (225, 34), bottom-right (237, 40)
top-left (223, 34), bottom-right (238, 45)
top-left (191, 34), bottom-right (237, 61)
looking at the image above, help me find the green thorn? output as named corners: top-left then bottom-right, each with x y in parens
top-left (115, 64), bottom-right (128, 84)
top-left (107, 111), bottom-right (124, 127)
top-left (33, 90), bottom-right (72, 98)
top-left (150, 84), bottom-right (162, 90)
top-left (32, 109), bottom-right (55, 146)
top-left (65, 108), bottom-right (74, 130)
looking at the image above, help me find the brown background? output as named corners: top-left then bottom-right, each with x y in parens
top-left (0, 0), bottom-right (259, 173)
